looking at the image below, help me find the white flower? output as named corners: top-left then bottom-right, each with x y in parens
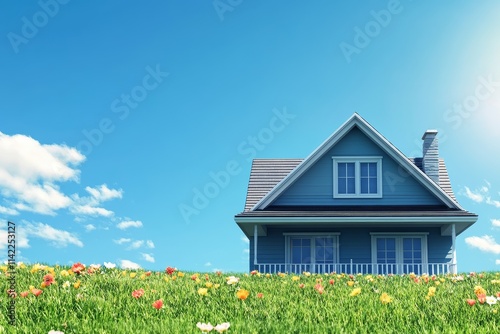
top-left (196, 322), bottom-right (213, 332)
top-left (214, 322), bottom-right (230, 333)
top-left (90, 264), bottom-right (101, 270)
top-left (103, 262), bottom-right (116, 269)
top-left (226, 276), bottom-right (239, 285)
top-left (486, 295), bottom-right (497, 305)
top-left (62, 281), bottom-right (70, 289)
top-left (48, 331), bottom-right (64, 334)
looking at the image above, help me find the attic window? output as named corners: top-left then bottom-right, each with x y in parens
top-left (332, 156), bottom-right (383, 198)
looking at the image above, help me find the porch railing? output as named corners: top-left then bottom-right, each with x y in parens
top-left (254, 261), bottom-right (454, 275)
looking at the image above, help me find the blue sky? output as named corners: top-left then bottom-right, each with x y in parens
top-left (0, 0), bottom-right (499, 273)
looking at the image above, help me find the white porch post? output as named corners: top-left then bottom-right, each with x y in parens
top-left (253, 225), bottom-right (258, 267)
top-left (451, 223), bottom-right (457, 274)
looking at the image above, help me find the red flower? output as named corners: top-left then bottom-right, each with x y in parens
top-left (165, 267), bottom-right (176, 275)
top-left (466, 299), bottom-right (476, 306)
top-left (299, 283), bottom-right (305, 289)
top-left (257, 293), bottom-right (264, 298)
top-left (43, 274), bottom-right (55, 287)
top-left (145, 271), bottom-right (152, 277)
top-left (152, 299), bottom-right (163, 310)
top-left (329, 279), bottom-right (335, 285)
top-left (132, 289), bottom-right (145, 299)
top-left (71, 262), bottom-right (86, 275)
top-left (20, 291), bottom-right (29, 298)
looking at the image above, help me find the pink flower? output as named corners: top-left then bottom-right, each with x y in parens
top-left (132, 289), bottom-right (145, 299)
top-left (466, 299), bottom-right (476, 306)
top-left (152, 299), bottom-right (163, 310)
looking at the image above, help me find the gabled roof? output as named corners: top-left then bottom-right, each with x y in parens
top-left (244, 158), bottom-right (457, 212)
top-left (250, 113), bottom-right (462, 211)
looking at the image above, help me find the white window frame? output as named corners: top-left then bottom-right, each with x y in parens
top-left (284, 233), bottom-right (340, 265)
top-left (370, 232), bottom-right (428, 272)
top-left (332, 156), bottom-right (383, 198)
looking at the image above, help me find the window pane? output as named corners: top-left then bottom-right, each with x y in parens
top-left (413, 239), bottom-right (421, 251)
top-left (338, 178), bottom-right (346, 194)
top-left (386, 239), bottom-right (396, 250)
top-left (369, 163), bottom-right (377, 176)
top-left (361, 163), bottom-right (368, 177)
top-left (324, 238), bottom-right (333, 247)
top-left (414, 252), bottom-right (422, 261)
top-left (316, 238), bottom-right (324, 247)
top-left (377, 239), bottom-right (385, 250)
top-left (361, 178), bottom-right (368, 193)
top-left (369, 178), bottom-right (377, 193)
top-left (302, 239), bottom-right (311, 247)
top-left (302, 247), bottom-right (311, 262)
top-left (347, 178), bottom-right (355, 193)
top-left (292, 249), bottom-right (301, 263)
top-left (346, 163), bottom-right (355, 177)
top-left (403, 238), bottom-right (412, 250)
top-left (338, 163), bottom-right (346, 176)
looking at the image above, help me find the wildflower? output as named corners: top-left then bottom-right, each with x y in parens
top-left (191, 273), bottom-right (200, 281)
top-left (486, 296), bottom-right (497, 306)
top-left (314, 283), bottom-right (324, 294)
top-left (292, 276), bottom-right (300, 281)
top-left (466, 299), bottom-right (476, 306)
top-left (347, 281), bottom-right (355, 287)
top-left (474, 286), bottom-right (486, 296)
top-left (236, 289), bottom-right (250, 300)
top-left (265, 273), bottom-right (271, 278)
top-left (214, 284), bottom-right (220, 289)
top-left (214, 322), bottom-right (230, 333)
top-left (329, 279), bottom-right (335, 285)
top-left (130, 272), bottom-right (137, 278)
top-left (31, 288), bottom-right (43, 297)
top-left (165, 266), bottom-right (176, 275)
top-left (477, 293), bottom-right (487, 304)
top-left (145, 271), bottom-right (152, 277)
top-left (104, 262), bottom-right (116, 269)
top-left (250, 270), bottom-right (259, 275)
top-left (298, 283), bottom-right (305, 289)
top-left (62, 281), bottom-right (70, 289)
top-left (257, 293), bottom-right (264, 298)
top-left (178, 272), bottom-right (185, 277)
top-left (303, 272), bottom-right (311, 277)
top-left (73, 280), bottom-right (81, 289)
top-left (71, 262), bottom-right (85, 275)
top-left (132, 289), bottom-right (145, 299)
top-left (380, 293), bottom-right (392, 304)
top-left (20, 291), bottom-right (29, 298)
top-left (427, 287), bottom-right (436, 298)
top-left (226, 276), bottom-right (240, 285)
top-left (198, 288), bottom-right (208, 296)
top-left (350, 288), bottom-right (361, 297)
top-left (196, 322), bottom-right (214, 333)
top-left (152, 299), bottom-right (163, 310)
top-left (43, 274), bottom-right (55, 287)
top-left (48, 331), bottom-right (65, 334)
top-left (59, 270), bottom-right (69, 277)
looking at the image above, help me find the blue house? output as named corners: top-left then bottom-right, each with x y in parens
top-left (235, 114), bottom-right (477, 275)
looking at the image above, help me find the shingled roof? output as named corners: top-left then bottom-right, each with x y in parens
top-left (243, 158), bottom-right (457, 212)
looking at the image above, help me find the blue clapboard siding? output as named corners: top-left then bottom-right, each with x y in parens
top-left (272, 126), bottom-right (443, 206)
top-left (252, 227), bottom-right (451, 271)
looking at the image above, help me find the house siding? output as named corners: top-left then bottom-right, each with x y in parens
top-left (252, 226), bottom-right (451, 271)
top-left (272, 127), bottom-right (443, 207)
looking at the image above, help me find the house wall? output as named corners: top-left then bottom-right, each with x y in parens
top-left (272, 126), bottom-right (443, 207)
top-left (251, 226), bottom-right (451, 271)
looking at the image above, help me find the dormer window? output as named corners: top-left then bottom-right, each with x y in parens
top-left (332, 156), bottom-right (383, 198)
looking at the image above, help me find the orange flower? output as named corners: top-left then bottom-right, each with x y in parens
top-left (152, 299), bottom-right (163, 310)
top-left (132, 289), bottom-right (145, 299)
top-left (20, 291), bottom-right (29, 298)
top-left (31, 288), bottom-right (43, 297)
top-left (314, 283), bottom-right (324, 294)
top-left (236, 289), bottom-right (250, 300)
top-left (474, 286), bottom-right (486, 296)
top-left (298, 283), bottom-right (305, 289)
top-left (71, 262), bottom-right (85, 275)
top-left (43, 273), bottom-right (55, 287)
top-left (467, 299), bottom-right (476, 306)
top-left (329, 279), bottom-right (335, 285)
top-left (477, 293), bottom-right (487, 304)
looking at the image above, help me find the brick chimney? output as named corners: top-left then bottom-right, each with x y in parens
top-left (422, 130), bottom-right (439, 184)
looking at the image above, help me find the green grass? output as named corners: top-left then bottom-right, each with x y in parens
top-left (1, 264), bottom-right (500, 333)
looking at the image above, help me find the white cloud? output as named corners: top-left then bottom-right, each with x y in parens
top-left (491, 219), bottom-right (500, 228)
top-left (71, 205), bottom-right (114, 217)
top-left (205, 262), bottom-right (212, 267)
top-left (141, 253), bottom-right (155, 263)
top-left (0, 227), bottom-right (29, 249)
top-left (465, 235), bottom-right (500, 254)
top-left (117, 220), bottom-right (143, 230)
top-left (463, 186), bottom-right (484, 203)
top-left (12, 221), bottom-right (83, 248)
top-left (114, 238), bottom-right (131, 245)
top-left (496, 259), bottom-right (500, 265)
top-left (486, 198), bottom-right (500, 208)
top-left (70, 184), bottom-right (123, 218)
top-left (241, 236), bottom-right (249, 244)
top-left (146, 240), bottom-right (155, 249)
top-left (129, 240), bottom-right (144, 250)
top-left (0, 132), bottom-right (84, 215)
top-left (85, 184), bottom-right (122, 202)
top-left (0, 205), bottom-right (19, 215)
top-left (120, 259), bottom-right (141, 270)
top-left (84, 224), bottom-right (96, 232)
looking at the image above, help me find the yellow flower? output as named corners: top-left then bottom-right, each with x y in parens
top-left (164, 277), bottom-right (169, 282)
top-left (380, 293), bottom-right (392, 304)
top-left (434, 281), bottom-right (440, 286)
top-left (303, 272), bottom-right (311, 277)
top-left (214, 284), bottom-right (220, 289)
top-left (178, 272), bottom-right (185, 277)
top-left (206, 282), bottom-right (213, 288)
top-left (73, 280), bottom-right (81, 289)
top-left (265, 274), bottom-right (271, 278)
top-left (350, 288), bottom-right (362, 297)
top-left (198, 288), bottom-right (208, 296)
top-left (62, 281), bottom-right (70, 288)
top-left (474, 286), bottom-right (486, 296)
top-left (140, 274), bottom-right (146, 280)
top-left (427, 287), bottom-right (436, 297)
top-left (347, 281), bottom-right (355, 287)
top-left (292, 276), bottom-right (300, 281)
top-left (130, 273), bottom-right (137, 278)
top-left (60, 270), bottom-right (69, 277)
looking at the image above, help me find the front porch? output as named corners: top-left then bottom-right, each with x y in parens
top-left (253, 261), bottom-right (454, 275)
